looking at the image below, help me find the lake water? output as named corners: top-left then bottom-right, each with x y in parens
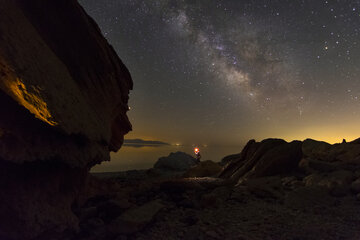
top-left (91, 145), bottom-right (244, 173)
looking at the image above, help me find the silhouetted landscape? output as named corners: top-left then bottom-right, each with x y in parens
top-left (123, 139), bottom-right (170, 147)
top-left (1, 1), bottom-right (360, 240)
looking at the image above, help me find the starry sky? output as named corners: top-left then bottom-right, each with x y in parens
top-left (79, 0), bottom-right (360, 146)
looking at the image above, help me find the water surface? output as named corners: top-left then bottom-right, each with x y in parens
top-left (91, 145), bottom-right (244, 172)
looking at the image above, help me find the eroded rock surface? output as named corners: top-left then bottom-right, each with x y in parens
top-left (0, 1), bottom-right (132, 239)
top-left (219, 139), bottom-right (303, 183)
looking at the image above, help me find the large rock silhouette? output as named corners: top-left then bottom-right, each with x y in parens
top-left (220, 138), bottom-right (360, 187)
top-left (0, 1), bottom-right (132, 239)
top-left (219, 139), bottom-right (303, 183)
top-left (154, 152), bottom-right (198, 171)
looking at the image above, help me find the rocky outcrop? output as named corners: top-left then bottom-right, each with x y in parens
top-left (218, 139), bottom-right (260, 179)
top-left (220, 138), bottom-right (360, 198)
top-left (154, 152), bottom-right (198, 171)
top-left (219, 152), bottom-right (242, 166)
top-left (219, 139), bottom-right (303, 183)
top-left (0, 1), bottom-right (132, 239)
top-left (302, 138), bottom-right (360, 164)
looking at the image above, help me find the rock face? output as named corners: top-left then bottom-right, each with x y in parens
top-left (0, 1), bottom-right (132, 239)
top-left (219, 139), bottom-right (303, 183)
top-left (302, 138), bottom-right (360, 164)
top-left (219, 152), bottom-right (242, 166)
top-left (154, 152), bottom-right (198, 171)
top-left (220, 138), bottom-right (360, 197)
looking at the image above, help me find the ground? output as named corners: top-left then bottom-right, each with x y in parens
top-left (75, 173), bottom-right (360, 240)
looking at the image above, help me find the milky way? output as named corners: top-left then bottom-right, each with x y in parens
top-left (80, 0), bottom-right (360, 145)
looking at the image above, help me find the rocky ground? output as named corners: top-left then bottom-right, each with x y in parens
top-left (69, 139), bottom-right (360, 240)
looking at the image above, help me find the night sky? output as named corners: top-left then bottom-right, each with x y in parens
top-left (79, 0), bottom-right (360, 146)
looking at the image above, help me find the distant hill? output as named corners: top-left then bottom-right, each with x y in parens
top-left (123, 139), bottom-right (170, 147)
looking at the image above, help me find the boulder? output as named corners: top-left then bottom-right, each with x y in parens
top-left (218, 139), bottom-right (260, 179)
top-left (303, 170), bottom-right (354, 197)
top-left (244, 140), bottom-right (303, 178)
top-left (303, 139), bottom-right (360, 164)
top-left (219, 152), bottom-right (242, 166)
top-left (302, 139), bottom-right (333, 161)
top-left (332, 144), bottom-right (360, 164)
top-left (154, 151), bottom-right (198, 171)
top-left (298, 158), bottom-right (340, 174)
top-left (0, 1), bottom-right (132, 239)
top-left (219, 139), bottom-right (302, 182)
top-left (303, 170), bottom-right (354, 188)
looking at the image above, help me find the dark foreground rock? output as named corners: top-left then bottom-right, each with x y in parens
top-left (108, 199), bottom-right (164, 235)
top-left (219, 139), bottom-right (303, 183)
top-left (154, 151), bottom-right (198, 171)
top-left (0, 1), bottom-right (132, 239)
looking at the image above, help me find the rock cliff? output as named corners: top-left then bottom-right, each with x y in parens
top-left (219, 139), bottom-right (303, 182)
top-left (0, 1), bottom-right (132, 239)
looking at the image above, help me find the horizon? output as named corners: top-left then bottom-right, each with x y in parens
top-left (124, 135), bottom-right (360, 147)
